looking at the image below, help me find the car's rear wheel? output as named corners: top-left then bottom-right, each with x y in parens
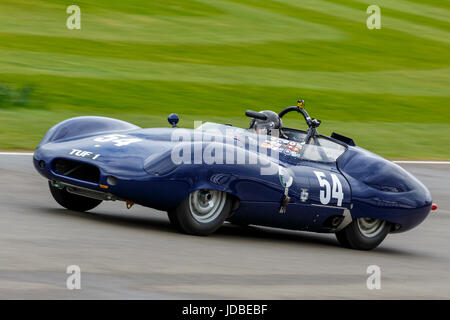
top-left (168, 189), bottom-right (231, 236)
top-left (49, 181), bottom-right (102, 212)
top-left (335, 218), bottom-right (390, 250)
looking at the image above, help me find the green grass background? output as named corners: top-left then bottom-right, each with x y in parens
top-left (0, 0), bottom-right (449, 158)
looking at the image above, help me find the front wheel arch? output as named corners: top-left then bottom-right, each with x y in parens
top-left (48, 181), bottom-right (102, 212)
top-left (335, 217), bottom-right (391, 250)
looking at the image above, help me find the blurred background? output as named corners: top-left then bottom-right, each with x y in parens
top-left (0, 0), bottom-right (449, 158)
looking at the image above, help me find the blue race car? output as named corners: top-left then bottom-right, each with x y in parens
top-left (33, 101), bottom-right (435, 250)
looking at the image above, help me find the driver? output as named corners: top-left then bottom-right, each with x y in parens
top-left (248, 110), bottom-right (286, 138)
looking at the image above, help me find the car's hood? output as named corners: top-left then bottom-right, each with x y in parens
top-left (35, 128), bottom-right (176, 174)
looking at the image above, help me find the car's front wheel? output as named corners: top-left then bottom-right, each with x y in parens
top-left (168, 189), bottom-right (231, 236)
top-left (335, 218), bottom-right (390, 250)
top-left (49, 181), bottom-right (102, 212)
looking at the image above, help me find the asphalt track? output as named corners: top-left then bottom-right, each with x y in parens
top-left (0, 154), bottom-right (449, 299)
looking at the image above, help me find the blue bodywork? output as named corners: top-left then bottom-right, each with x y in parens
top-left (33, 116), bottom-right (432, 234)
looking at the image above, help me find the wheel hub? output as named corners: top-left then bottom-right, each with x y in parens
top-left (357, 218), bottom-right (386, 238)
top-left (189, 190), bottom-right (226, 223)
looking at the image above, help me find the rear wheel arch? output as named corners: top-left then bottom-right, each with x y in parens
top-left (185, 180), bottom-right (241, 214)
top-left (167, 188), bottom-right (237, 236)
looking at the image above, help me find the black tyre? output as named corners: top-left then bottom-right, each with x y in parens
top-left (335, 218), bottom-right (390, 250)
top-left (167, 208), bottom-right (182, 231)
top-left (168, 189), bottom-right (231, 236)
top-left (49, 181), bottom-right (102, 212)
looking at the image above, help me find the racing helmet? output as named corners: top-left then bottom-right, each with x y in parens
top-left (249, 110), bottom-right (282, 135)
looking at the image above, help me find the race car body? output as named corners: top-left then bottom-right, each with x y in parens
top-left (33, 102), bottom-right (434, 250)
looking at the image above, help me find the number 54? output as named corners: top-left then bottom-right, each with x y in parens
top-left (94, 134), bottom-right (141, 147)
top-left (314, 171), bottom-right (344, 206)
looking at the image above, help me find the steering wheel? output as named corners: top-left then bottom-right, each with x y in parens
top-left (277, 100), bottom-right (321, 145)
top-left (278, 101), bottom-right (331, 162)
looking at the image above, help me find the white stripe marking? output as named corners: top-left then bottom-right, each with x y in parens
top-left (393, 161), bottom-right (450, 164)
top-left (0, 152), bottom-right (34, 156)
top-left (0, 153), bottom-right (449, 164)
